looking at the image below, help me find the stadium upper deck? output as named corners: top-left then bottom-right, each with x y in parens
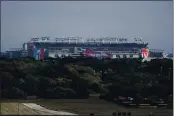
top-left (26, 37), bottom-right (148, 48)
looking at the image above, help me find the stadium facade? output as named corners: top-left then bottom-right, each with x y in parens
top-left (20, 37), bottom-right (165, 60)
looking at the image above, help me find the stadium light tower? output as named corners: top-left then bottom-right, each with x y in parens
top-left (0, 37), bottom-right (1, 55)
top-left (0, 70), bottom-right (1, 115)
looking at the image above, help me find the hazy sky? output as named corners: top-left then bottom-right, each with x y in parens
top-left (1, 1), bottom-right (173, 53)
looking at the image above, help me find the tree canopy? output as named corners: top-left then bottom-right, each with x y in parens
top-left (0, 57), bottom-right (173, 101)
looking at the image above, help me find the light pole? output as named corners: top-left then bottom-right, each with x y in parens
top-left (168, 68), bottom-right (171, 80)
top-left (0, 71), bottom-right (1, 115)
top-left (160, 67), bottom-right (163, 76)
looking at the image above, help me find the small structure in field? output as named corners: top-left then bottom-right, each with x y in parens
top-left (26, 96), bottom-right (37, 100)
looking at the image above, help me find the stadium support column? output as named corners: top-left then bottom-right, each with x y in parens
top-left (74, 47), bottom-right (78, 54)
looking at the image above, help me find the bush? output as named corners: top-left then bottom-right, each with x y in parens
top-left (3, 87), bottom-right (25, 98)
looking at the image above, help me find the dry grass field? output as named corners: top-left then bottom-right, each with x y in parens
top-left (35, 99), bottom-right (173, 116)
top-left (1, 103), bottom-right (42, 115)
top-left (0, 102), bottom-right (76, 115)
top-left (0, 99), bottom-right (173, 116)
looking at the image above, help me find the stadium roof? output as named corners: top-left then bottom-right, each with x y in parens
top-left (29, 37), bottom-right (147, 44)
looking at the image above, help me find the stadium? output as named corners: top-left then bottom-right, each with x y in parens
top-left (21, 37), bottom-right (165, 60)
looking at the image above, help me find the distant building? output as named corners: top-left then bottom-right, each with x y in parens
top-left (149, 49), bottom-right (163, 58)
top-left (4, 48), bottom-right (28, 59)
top-left (0, 52), bottom-right (10, 58)
top-left (20, 50), bottom-right (29, 57)
top-left (6, 50), bottom-right (22, 58)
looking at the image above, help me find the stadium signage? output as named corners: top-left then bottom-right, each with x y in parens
top-left (31, 37), bottom-right (50, 42)
top-left (31, 38), bottom-right (39, 41)
top-left (117, 38), bottom-right (127, 42)
top-left (41, 37), bottom-right (49, 41)
top-left (134, 38), bottom-right (142, 41)
top-left (142, 48), bottom-right (150, 59)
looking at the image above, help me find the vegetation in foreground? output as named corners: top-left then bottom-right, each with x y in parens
top-left (0, 57), bottom-right (173, 105)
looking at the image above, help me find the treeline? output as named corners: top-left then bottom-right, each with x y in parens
top-left (0, 57), bottom-right (173, 102)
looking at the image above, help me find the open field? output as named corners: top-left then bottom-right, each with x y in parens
top-left (0, 99), bottom-right (173, 116)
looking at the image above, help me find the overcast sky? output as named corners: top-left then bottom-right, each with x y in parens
top-left (1, 1), bottom-right (173, 53)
